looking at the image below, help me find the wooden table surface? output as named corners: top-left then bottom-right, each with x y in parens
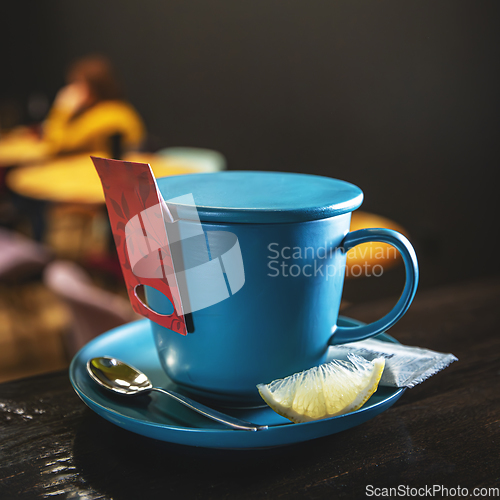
top-left (1, 277), bottom-right (499, 499)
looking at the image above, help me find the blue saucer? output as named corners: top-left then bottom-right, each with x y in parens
top-left (69, 318), bottom-right (405, 449)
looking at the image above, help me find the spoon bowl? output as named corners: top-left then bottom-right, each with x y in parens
top-left (87, 357), bottom-right (267, 432)
top-left (88, 357), bottom-right (153, 395)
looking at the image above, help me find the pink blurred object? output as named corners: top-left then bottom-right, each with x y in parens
top-left (0, 228), bottom-right (52, 283)
top-left (43, 260), bottom-right (135, 355)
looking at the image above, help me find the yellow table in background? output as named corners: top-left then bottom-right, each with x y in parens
top-left (0, 131), bottom-right (51, 168)
top-left (6, 152), bottom-right (198, 204)
top-left (346, 211), bottom-right (407, 277)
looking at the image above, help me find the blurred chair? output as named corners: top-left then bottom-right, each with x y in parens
top-left (43, 260), bottom-right (136, 356)
top-left (0, 228), bottom-right (52, 284)
top-left (157, 147), bottom-right (227, 173)
top-left (46, 202), bottom-right (104, 261)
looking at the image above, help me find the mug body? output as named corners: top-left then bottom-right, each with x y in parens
top-left (147, 212), bottom-right (351, 406)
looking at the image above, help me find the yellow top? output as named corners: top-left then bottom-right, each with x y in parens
top-left (43, 100), bottom-right (145, 155)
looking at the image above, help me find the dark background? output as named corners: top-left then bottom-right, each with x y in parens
top-left (2, 0), bottom-right (499, 299)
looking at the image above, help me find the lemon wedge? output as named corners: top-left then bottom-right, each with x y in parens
top-left (257, 354), bottom-right (385, 423)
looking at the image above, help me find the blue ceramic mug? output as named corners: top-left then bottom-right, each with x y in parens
top-left (145, 172), bottom-right (418, 407)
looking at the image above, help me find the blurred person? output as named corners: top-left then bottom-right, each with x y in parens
top-left (43, 55), bottom-right (145, 156)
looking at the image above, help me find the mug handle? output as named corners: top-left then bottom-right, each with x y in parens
top-left (329, 228), bottom-right (419, 345)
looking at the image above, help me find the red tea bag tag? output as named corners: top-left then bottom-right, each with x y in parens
top-left (91, 156), bottom-right (187, 335)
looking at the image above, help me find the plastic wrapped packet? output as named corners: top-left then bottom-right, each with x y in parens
top-left (327, 338), bottom-right (458, 388)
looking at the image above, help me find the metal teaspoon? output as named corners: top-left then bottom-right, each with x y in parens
top-left (87, 357), bottom-right (267, 432)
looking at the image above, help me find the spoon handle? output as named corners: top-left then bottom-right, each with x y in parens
top-left (151, 387), bottom-right (268, 432)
